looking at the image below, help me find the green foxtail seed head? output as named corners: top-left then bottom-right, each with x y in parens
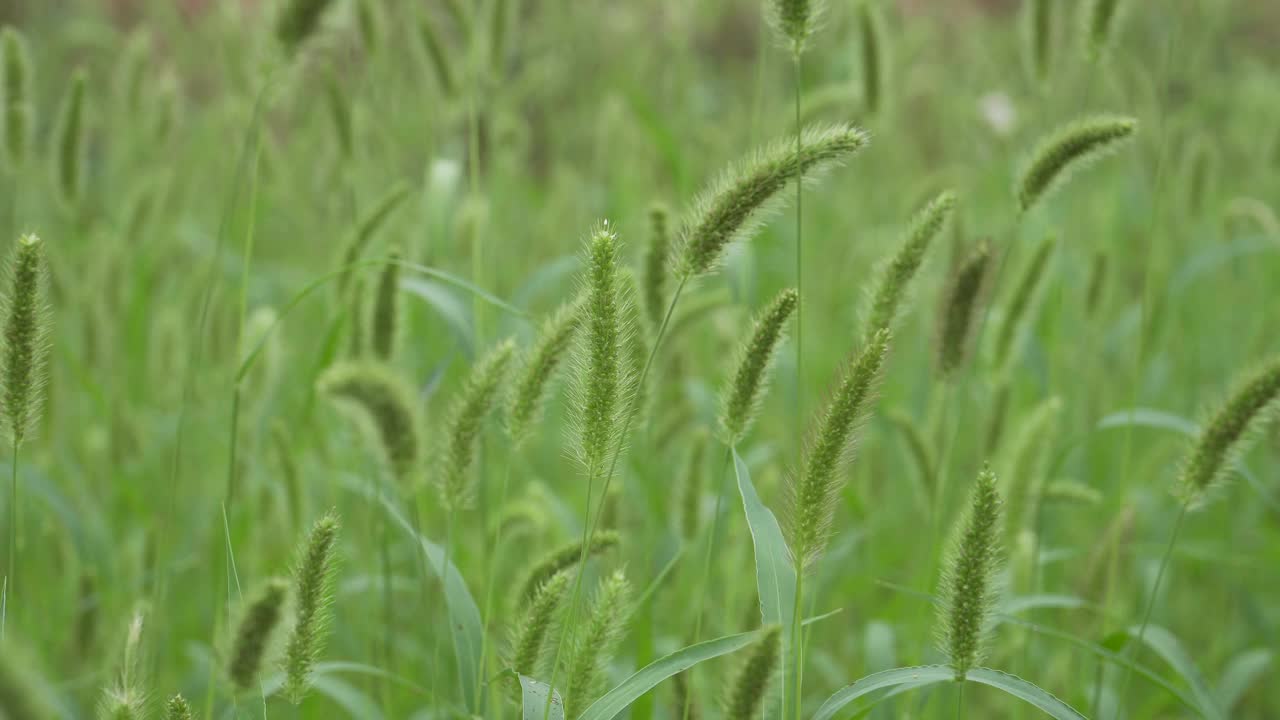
top-left (165, 694), bottom-right (193, 720)
top-left (276, 0), bottom-right (338, 54)
top-left (1016, 115), bottom-right (1137, 213)
top-left (518, 530), bottom-right (620, 602)
top-left (991, 235), bottom-right (1056, 372)
top-left (937, 466), bottom-right (1003, 681)
top-left (1, 27), bottom-right (32, 169)
top-left (53, 69), bottom-right (87, 209)
top-left (284, 511), bottom-right (341, 704)
top-left (718, 287), bottom-right (798, 445)
top-left (620, 268), bottom-right (651, 428)
top-left (98, 609), bottom-right (148, 720)
top-left (570, 222), bottom-right (632, 475)
top-left (2, 234), bottom-right (51, 446)
top-left (936, 240), bottom-right (992, 377)
top-left (318, 362), bottom-right (423, 485)
top-left (766, 0), bottom-right (822, 54)
top-left (508, 570), bottom-right (570, 690)
top-left (565, 570), bottom-right (632, 718)
top-left (1177, 358), bottom-right (1280, 509)
top-left (862, 190), bottom-right (955, 344)
top-left (856, 2), bottom-right (887, 116)
top-left (506, 299), bottom-right (580, 446)
top-left (1083, 0), bottom-right (1126, 61)
top-left (334, 182), bottom-right (412, 298)
top-left (229, 579), bottom-right (289, 691)
top-left (1023, 0), bottom-right (1054, 85)
top-left (788, 329), bottom-right (890, 570)
top-left (438, 339), bottom-right (515, 511)
top-left (721, 626), bottom-right (781, 718)
top-left (416, 10), bottom-right (457, 96)
top-left (677, 431), bottom-right (708, 540)
top-left (674, 124), bottom-right (868, 278)
top-left (0, 639), bottom-right (56, 720)
top-left (370, 247), bottom-right (402, 360)
top-left (641, 203), bottom-right (670, 328)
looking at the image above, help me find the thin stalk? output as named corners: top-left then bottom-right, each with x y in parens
top-left (477, 442), bottom-right (516, 712)
top-left (1112, 503), bottom-right (1187, 718)
top-left (682, 446), bottom-right (734, 720)
top-left (543, 274), bottom-right (689, 720)
top-left (956, 681), bottom-right (966, 720)
top-left (3, 439), bottom-right (15, 639)
top-left (441, 511), bottom-right (462, 708)
top-left (791, 47), bottom-right (806, 720)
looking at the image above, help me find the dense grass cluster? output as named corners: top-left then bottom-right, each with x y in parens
top-left (0, 1), bottom-right (1277, 719)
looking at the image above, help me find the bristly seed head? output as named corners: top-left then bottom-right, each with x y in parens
top-left (1176, 358), bottom-right (1280, 509)
top-left (767, 0), bottom-right (824, 55)
top-left (439, 338), bottom-right (516, 511)
top-left (506, 299), bottom-right (580, 447)
top-left (318, 362), bottom-right (423, 485)
top-left (1016, 114), bottom-right (1137, 213)
top-left (518, 529), bottom-right (620, 602)
top-left (721, 625), bottom-right (782, 718)
top-left (1, 27), bottom-right (34, 169)
top-left (862, 190), bottom-right (955, 345)
top-left (936, 240), bottom-right (992, 378)
top-left (565, 570), bottom-right (632, 718)
top-left (718, 288), bottom-right (799, 446)
top-left (640, 203), bottom-right (670, 329)
top-left (937, 465), bottom-right (1003, 681)
top-left (2, 233), bottom-right (51, 446)
top-left (229, 579), bottom-right (289, 691)
top-left (284, 511), bottom-right (341, 704)
top-left (165, 694), bottom-right (194, 720)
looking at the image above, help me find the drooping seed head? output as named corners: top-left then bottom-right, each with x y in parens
top-left (855, 1), bottom-right (888, 116)
top-left (721, 625), bottom-right (782, 718)
top-left (640, 203), bottom-right (671, 328)
top-left (862, 190), bottom-right (955, 344)
top-left (439, 339), bottom-right (516, 511)
top-left (518, 529), bottom-right (621, 602)
top-left (936, 466), bottom-right (1003, 681)
top-left (1, 233), bottom-right (51, 446)
top-left (369, 247), bottom-right (402, 360)
top-left (565, 570), bottom-right (633, 718)
top-left (276, 0), bottom-right (338, 55)
top-left (229, 579), bottom-right (289, 691)
top-left (936, 240), bottom-right (992, 378)
top-left (1176, 358), bottom-right (1280, 509)
top-left (718, 288), bottom-right (798, 445)
top-left (506, 299), bottom-right (580, 447)
top-left (508, 570), bottom-right (571, 689)
top-left (570, 223), bottom-right (633, 475)
top-left (52, 69), bottom-right (87, 209)
top-left (788, 329), bottom-right (890, 570)
top-left (674, 124), bottom-right (868, 278)
top-left (1, 27), bottom-right (33, 169)
top-left (317, 362), bottom-right (423, 485)
top-left (991, 235), bottom-right (1056, 372)
top-left (284, 511), bottom-right (341, 704)
top-left (1016, 114), bottom-right (1137, 213)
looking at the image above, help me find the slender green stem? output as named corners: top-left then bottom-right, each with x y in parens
top-left (3, 438), bottom-right (15, 640)
top-left (791, 562), bottom-right (805, 720)
top-left (1112, 503), bottom-right (1187, 718)
top-left (682, 446), bottom-right (734, 720)
top-left (543, 274), bottom-right (689, 720)
top-left (478, 442), bottom-right (516, 713)
top-left (957, 680), bottom-right (966, 720)
top-left (791, 47), bottom-right (806, 720)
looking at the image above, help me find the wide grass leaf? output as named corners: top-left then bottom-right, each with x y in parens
top-left (965, 668), bottom-right (1086, 720)
top-left (732, 447), bottom-right (796, 631)
top-left (1217, 648), bottom-right (1271, 712)
top-left (812, 665), bottom-right (954, 720)
top-left (520, 675), bottom-right (566, 720)
top-left (1110, 625), bottom-right (1225, 720)
top-left (576, 628), bottom-right (766, 720)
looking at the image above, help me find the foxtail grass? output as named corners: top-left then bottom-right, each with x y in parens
top-left (1023, 0), bottom-right (1054, 86)
top-left (937, 466), bottom-right (1003, 681)
top-left (229, 579), bottom-right (288, 691)
top-left (506, 300), bottom-right (580, 447)
top-left (370, 247), bottom-right (402, 359)
top-left (438, 339), bottom-right (515, 511)
top-left (284, 512), bottom-right (341, 704)
top-left (165, 695), bottom-right (194, 720)
top-left (855, 2), bottom-right (888, 116)
top-left (52, 69), bottom-right (87, 210)
top-left (862, 190), bottom-right (955, 344)
top-left (509, 570), bottom-right (570, 694)
top-left (1, 28), bottom-right (32, 170)
top-left (318, 362), bottom-right (423, 485)
top-left (722, 625), bottom-right (782, 718)
top-left (641, 204), bottom-right (671, 329)
top-left (718, 288), bottom-right (798, 446)
top-left (565, 570), bottom-right (632, 718)
top-left (936, 240), bottom-right (991, 377)
top-left (519, 530), bottom-right (620, 602)
top-left (1016, 115), bottom-right (1137, 213)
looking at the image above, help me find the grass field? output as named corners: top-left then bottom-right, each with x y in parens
top-left (0, 0), bottom-right (1278, 718)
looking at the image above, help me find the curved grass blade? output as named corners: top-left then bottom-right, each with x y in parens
top-left (401, 276), bottom-right (476, 352)
top-left (576, 628), bottom-right (765, 720)
top-left (732, 447), bottom-right (796, 629)
top-left (964, 667), bottom-right (1085, 720)
top-left (812, 665), bottom-right (955, 720)
top-left (521, 675), bottom-right (566, 720)
top-left (1110, 625), bottom-right (1225, 720)
top-left (1217, 648), bottom-right (1271, 712)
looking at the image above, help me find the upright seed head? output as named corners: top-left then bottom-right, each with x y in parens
top-left (508, 570), bottom-right (571, 687)
top-left (1, 27), bottom-right (33, 169)
top-left (229, 579), bottom-right (289, 691)
top-left (506, 300), bottom-right (580, 447)
top-left (565, 570), bottom-right (633, 718)
top-left (936, 240), bottom-right (992, 378)
top-left (767, 0), bottom-right (823, 55)
top-left (641, 203), bottom-right (671, 329)
top-left (718, 288), bottom-right (799, 445)
top-left (856, 1), bottom-right (888, 116)
top-left (1083, 0), bottom-right (1126, 61)
top-left (284, 511), bottom-right (341, 704)
top-left (518, 530), bottom-right (621, 602)
top-left (991, 235), bottom-right (1056, 372)
top-left (936, 466), bottom-right (1003, 681)
top-left (2, 234), bottom-right (51, 446)
top-left (439, 339), bottom-right (516, 511)
top-left (1023, 0), bottom-right (1054, 86)
top-left (721, 626), bottom-right (782, 718)
top-left (1016, 114), bottom-right (1137, 213)
top-left (164, 694), bottom-right (194, 720)
top-left (570, 223), bottom-right (632, 475)
top-left (788, 329), bottom-right (891, 570)
top-left (369, 247), bottom-right (402, 360)
top-left (276, 0), bottom-right (338, 54)
top-left (674, 124), bottom-right (868, 278)
top-left (862, 190), bottom-right (955, 344)
top-left (317, 362), bottom-right (423, 485)
top-left (52, 69), bottom-right (87, 209)
top-left (99, 609), bottom-right (148, 720)
top-left (1177, 358), bottom-right (1280, 509)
